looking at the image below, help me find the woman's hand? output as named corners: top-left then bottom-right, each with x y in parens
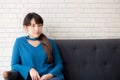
top-left (29, 68), bottom-right (40, 80)
top-left (40, 74), bottom-right (54, 80)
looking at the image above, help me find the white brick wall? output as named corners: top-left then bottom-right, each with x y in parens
top-left (0, 0), bottom-right (120, 79)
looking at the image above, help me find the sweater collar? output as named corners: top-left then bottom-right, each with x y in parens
top-left (26, 35), bottom-right (40, 41)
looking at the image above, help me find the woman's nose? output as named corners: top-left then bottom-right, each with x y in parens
top-left (35, 26), bottom-right (39, 31)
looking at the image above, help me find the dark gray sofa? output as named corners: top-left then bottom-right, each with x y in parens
top-left (3, 39), bottom-right (120, 80)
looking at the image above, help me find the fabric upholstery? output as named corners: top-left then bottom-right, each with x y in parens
top-left (55, 39), bottom-right (120, 80)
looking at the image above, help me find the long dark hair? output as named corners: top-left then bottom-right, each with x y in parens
top-left (23, 12), bottom-right (53, 63)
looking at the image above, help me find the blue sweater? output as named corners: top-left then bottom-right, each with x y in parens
top-left (11, 36), bottom-right (64, 80)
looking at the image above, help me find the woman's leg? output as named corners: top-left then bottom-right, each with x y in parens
top-left (50, 77), bottom-right (62, 80)
top-left (27, 73), bottom-right (32, 80)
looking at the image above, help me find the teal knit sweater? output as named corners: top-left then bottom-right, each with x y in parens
top-left (11, 36), bottom-right (64, 80)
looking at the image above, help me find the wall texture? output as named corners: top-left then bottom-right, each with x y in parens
top-left (0, 0), bottom-right (120, 79)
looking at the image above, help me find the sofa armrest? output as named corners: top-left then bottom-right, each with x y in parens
top-left (3, 70), bottom-right (24, 80)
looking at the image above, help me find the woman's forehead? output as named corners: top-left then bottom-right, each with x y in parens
top-left (30, 19), bottom-right (36, 23)
top-left (30, 18), bottom-right (42, 25)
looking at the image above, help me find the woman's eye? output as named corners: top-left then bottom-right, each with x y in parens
top-left (30, 24), bottom-right (42, 27)
top-left (31, 26), bottom-right (34, 27)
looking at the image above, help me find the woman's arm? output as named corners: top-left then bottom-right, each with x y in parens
top-left (48, 39), bottom-right (63, 77)
top-left (11, 38), bottom-right (33, 80)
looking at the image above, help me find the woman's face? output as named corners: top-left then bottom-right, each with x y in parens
top-left (24, 18), bottom-right (43, 38)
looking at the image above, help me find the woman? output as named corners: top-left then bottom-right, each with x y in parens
top-left (11, 12), bottom-right (64, 80)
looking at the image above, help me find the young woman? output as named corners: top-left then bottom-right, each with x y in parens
top-left (11, 12), bottom-right (64, 80)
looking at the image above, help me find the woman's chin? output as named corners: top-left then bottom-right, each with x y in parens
top-left (34, 35), bottom-right (40, 38)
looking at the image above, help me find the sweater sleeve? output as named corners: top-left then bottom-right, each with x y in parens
top-left (48, 39), bottom-right (63, 77)
top-left (11, 38), bottom-right (32, 80)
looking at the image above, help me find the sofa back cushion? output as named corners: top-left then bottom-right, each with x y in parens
top-left (55, 39), bottom-right (120, 80)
